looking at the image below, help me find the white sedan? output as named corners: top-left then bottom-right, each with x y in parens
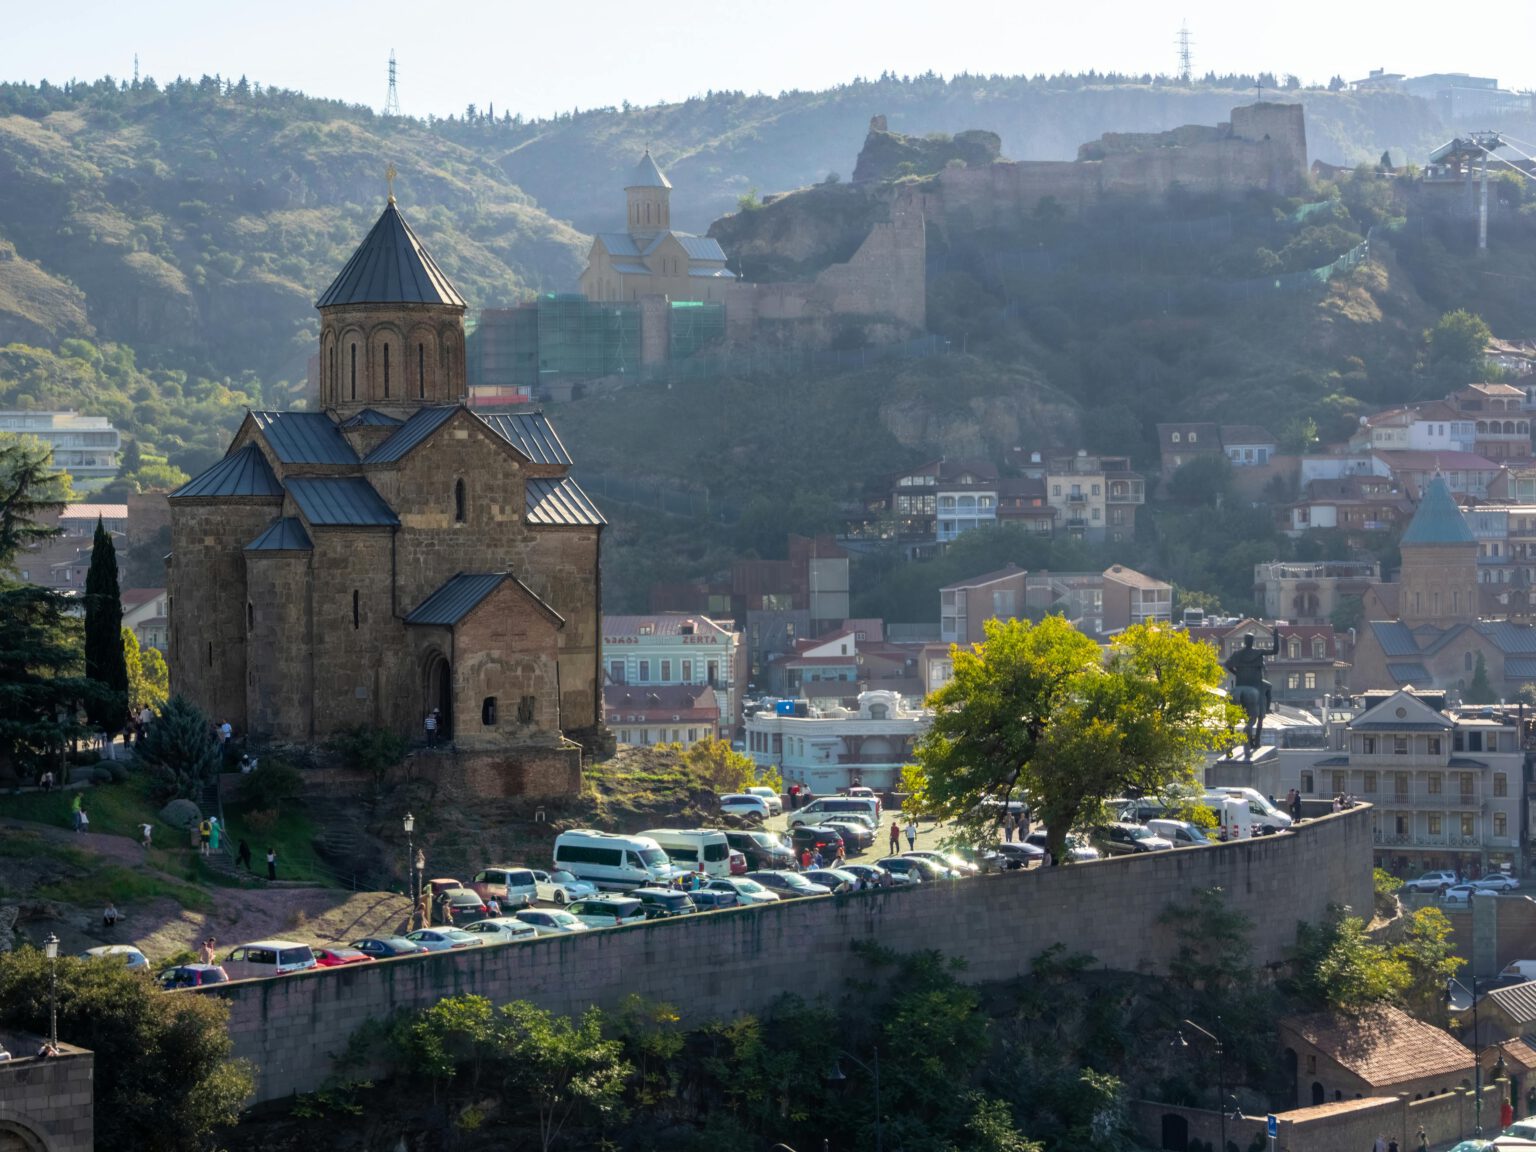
top-left (704, 877), bottom-right (780, 905)
top-left (530, 869), bottom-right (597, 905)
top-left (512, 908), bottom-right (591, 936)
top-left (460, 917), bottom-right (540, 944)
top-left (1473, 874), bottom-right (1521, 892)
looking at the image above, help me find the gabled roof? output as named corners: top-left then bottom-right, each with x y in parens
top-left (478, 411), bottom-right (572, 466)
top-left (595, 232), bottom-right (641, 258)
top-left (940, 564), bottom-right (1024, 592)
top-left (675, 234), bottom-right (727, 262)
top-left (316, 201), bottom-right (465, 309)
top-left (245, 518), bottom-right (313, 552)
top-left (340, 408), bottom-right (403, 429)
top-left (250, 411), bottom-right (357, 466)
top-left (1350, 689), bottom-right (1452, 730)
top-left (1401, 475), bottom-right (1475, 546)
top-left (364, 405), bottom-right (460, 464)
top-left (626, 150), bottom-right (672, 190)
top-left (1281, 1006), bottom-right (1471, 1087)
top-left (1368, 620), bottom-right (1422, 657)
top-left (171, 444), bottom-right (283, 499)
top-left (286, 477), bottom-right (398, 527)
top-left (526, 476), bottom-right (606, 526)
top-left (60, 503), bottom-right (127, 521)
top-left (1489, 981), bottom-right (1536, 1025)
top-left (405, 572), bottom-right (563, 627)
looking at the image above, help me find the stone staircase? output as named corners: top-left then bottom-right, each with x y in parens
top-left (308, 799), bottom-right (374, 890)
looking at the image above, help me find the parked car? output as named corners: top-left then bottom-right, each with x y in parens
top-left (404, 928), bottom-right (484, 951)
top-left (823, 818), bottom-right (875, 853)
top-left (1023, 830), bottom-right (1101, 863)
top-left (1144, 818), bottom-right (1215, 847)
top-left (745, 786), bottom-right (783, 815)
top-left (787, 796), bottom-right (881, 829)
top-left (1091, 823), bottom-right (1175, 857)
top-left (222, 940), bottom-right (319, 979)
top-left (690, 888), bottom-right (739, 911)
top-left (81, 944), bottom-right (149, 970)
top-left (790, 825), bottom-right (845, 858)
top-left (743, 870), bottom-right (832, 899)
top-left (567, 896), bottom-right (648, 928)
top-left (704, 877), bottom-right (781, 905)
top-left (1402, 870), bottom-right (1460, 894)
top-left (841, 862), bottom-right (912, 888)
top-left (725, 830), bottom-right (797, 870)
top-left (427, 877), bottom-right (464, 896)
top-left (728, 849), bottom-right (749, 875)
top-left (719, 794), bottom-right (771, 822)
top-left (884, 855), bottom-right (960, 882)
top-left (804, 868), bottom-right (861, 893)
top-left (1442, 884), bottom-right (1497, 906)
top-left (530, 869), bottom-right (598, 905)
top-left (952, 845), bottom-right (1004, 873)
top-left (872, 857), bottom-right (931, 884)
top-left (434, 888), bottom-right (490, 925)
top-left (1475, 874), bottom-right (1522, 892)
top-left (904, 850), bottom-right (980, 876)
top-left (313, 947), bottom-right (374, 968)
top-left (460, 917), bottom-right (540, 944)
top-left (847, 785), bottom-right (882, 815)
top-left (512, 908), bottom-right (591, 936)
top-left (159, 963), bottom-right (229, 990)
top-left (995, 841), bottom-right (1045, 869)
top-left (350, 935), bottom-right (429, 959)
top-left (632, 887), bottom-right (699, 919)
top-left (469, 867), bottom-right (539, 908)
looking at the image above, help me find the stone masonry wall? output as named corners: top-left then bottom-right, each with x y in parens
top-left (245, 552), bottom-right (313, 742)
top-left (212, 806), bottom-right (1374, 1103)
top-left (0, 1044), bottom-right (94, 1152)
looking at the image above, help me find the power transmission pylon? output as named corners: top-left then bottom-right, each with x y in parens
top-left (1176, 21), bottom-right (1194, 85)
top-left (384, 50), bottom-right (401, 117)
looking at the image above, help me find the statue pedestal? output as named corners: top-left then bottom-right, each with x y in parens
top-left (1214, 744), bottom-right (1277, 767)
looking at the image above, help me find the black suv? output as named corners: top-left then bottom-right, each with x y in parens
top-left (791, 825), bottom-right (845, 858)
top-left (725, 830), bottom-right (796, 870)
top-left (631, 888), bottom-right (699, 920)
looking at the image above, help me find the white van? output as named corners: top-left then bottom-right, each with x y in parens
top-left (1204, 788), bottom-right (1291, 834)
top-left (222, 939), bottom-right (318, 981)
top-left (1501, 960), bottom-right (1536, 983)
top-left (1145, 819), bottom-right (1214, 848)
top-left (640, 828), bottom-right (733, 878)
top-left (788, 796), bottom-right (880, 829)
top-left (552, 830), bottom-right (674, 890)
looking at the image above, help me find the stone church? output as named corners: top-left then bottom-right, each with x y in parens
top-left (167, 193), bottom-right (604, 770)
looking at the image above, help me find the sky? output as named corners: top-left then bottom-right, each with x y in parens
top-left (7, 0), bottom-right (1536, 121)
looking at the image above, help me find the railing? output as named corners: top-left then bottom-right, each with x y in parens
top-left (1107, 489), bottom-right (1145, 504)
top-left (1373, 831), bottom-right (1491, 849)
top-left (1067, 492), bottom-right (1087, 504)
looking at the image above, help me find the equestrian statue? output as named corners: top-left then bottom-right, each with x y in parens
top-left (1223, 629), bottom-right (1280, 755)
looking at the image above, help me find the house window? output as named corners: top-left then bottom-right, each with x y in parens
top-left (350, 343), bottom-right (357, 400)
top-left (1427, 737), bottom-right (1441, 755)
top-left (1395, 815), bottom-right (1408, 836)
top-left (481, 696), bottom-right (497, 726)
top-left (1300, 770), bottom-right (1314, 794)
top-left (1428, 773), bottom-right (1443, 795)
top-left (353, 590), bottom-right (360, 629)
top-left (1461, 813), bottom-right (1476, 838)
top-left (1362, 736), bottom-right (1376, 754)
top-left (660, 660), bottom-right (672, 681)
top-left (1287, 674), bottom-right (1300, 690)
top-left (1395, 773), bottom-right (1409, 798)
top-left (1288, 637), bottom-right (1302, 659)
top-left (682, 660), bottom-right (692, 682)
top-left (1495, 772), bottom-right (1508, 797)
top-left (1330, 772), bottom-right (1346, 794)
top-left (1363, 771), bottom-right (1377, 794)
top-left (454, 479), bottom-right (466, 523)
top-left (1312, 636), bottom-right (1327, 659)
top-left (1495, 813), bottom-right (1508, 837)
top-left (1461, 773), bottom-right (1475, 799)
top-left (638, 660), bottom-right (650, 681)
top-left (609, 660), bottom-right (625, 684)
top-left (1304, 672), bottom-right (1317, 690)
top-left (1188, 431), bottom-right (1198, 443)
top-left (1171, 432), bottom-right (1181, 443)
top-left (1428, 814), bottom-right (1442, 836)
top-left (707, 661), bottom-right (719, 686)
top-left (1393, 736), bottom-right (1407, 755)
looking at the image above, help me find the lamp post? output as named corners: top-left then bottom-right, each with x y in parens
top-left (1447, 975), bottom-right (1490, 1136)
top-left (1179, 1018), bottom-right (1228, 1152)
top-left (44, 933), bottom-right (59, 1049)
top-left (825, 1046), bottom-right (881, 1152)
top-left (403, 813), bottom-right (416, 930)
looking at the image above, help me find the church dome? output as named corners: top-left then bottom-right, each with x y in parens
top-left (317, 201), bottom-right (465, 309)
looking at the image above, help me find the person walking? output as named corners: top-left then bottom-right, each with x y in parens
top-left (1373, 1134), bottom-right (1387, 1152)
top-left (198, 819), bottom-right (211, 857)
top-left (266, 847), bottom-right (277, 881)
top-left (209, 816), bottom-right (221, 854)
top-left (139, 822), bottom-right (153, 850)
top-left (200, 937), bottom-right (217, 965)
top-left (236, 839), bottom-right (252, 872)
top-left (78, 808), bottom-right (89, 834)
top-left (424, 709), bottom-right (439, 748)
top-left (889, 820), bottom-right (901, 854)
top-left (905, 817), bottom-right (918, 851)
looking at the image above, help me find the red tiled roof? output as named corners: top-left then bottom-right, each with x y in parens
top-left (1281, 1006), bottom-right (1471, 1087)
top-left (121, 587), bottom-right (165, 606)
top-left (940, 564), bottom-right (1024, 592)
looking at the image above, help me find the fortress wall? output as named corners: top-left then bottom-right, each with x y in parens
top-left (212, 805), bottom-right (1374, 1103)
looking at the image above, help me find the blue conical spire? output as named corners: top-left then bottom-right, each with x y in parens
top-left (1400, 475), bottom-right (1474, 546)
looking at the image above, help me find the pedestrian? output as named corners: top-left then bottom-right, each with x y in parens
top-left (1503, 1097), bottom-right (1515, 1129)
top-left (889, 820), bottom-right (901, 853)
top-left (198, 819), bottom-right (211, 856)
top-left (811, 848), bottom-right (824, 869)
top-left (266, 846), bottom-right (277, 881)
top-left (200, 937), bottom-right (217, 964)
top-left (799, 847), bottom-right (812, 870)
top-left (1290, 789), bottom-right (1303, 823)
top-left (1331, 794), bottom-right (1342, 813)
top-left (425, 709), bottom-right (439, 748)
top-left (1042, 848), bottom-right (1054, 869)
top-left (236, 839), bottom-right (252, 871)
top-left (905, 817), bottom-right (917, 851)
top-left (102, 901), bottom-right (119, 928)
top-left (71, 806), bottom-right (81, 833)
top-left (834, 842), bottom-right (846, 866)
top-left (139, 822), bottom-right (153, 850)
top-left (40, 770), bottom-right (53, 793)
top-left (1387, 1138), bottom-right (1399, 1152)
top-left (1374, 1134), bottom-right (1387, 1152)
top-left (209, 816), bottom-right (221, 853)
top-left (1417, 1126), bottom-right (1428, 1152)
top-left (219, 720), bottom-right (232, 745)
top-left (78, 808), bottom-right (89, 834)
top-left (487, 895), bottom-right (502, 917)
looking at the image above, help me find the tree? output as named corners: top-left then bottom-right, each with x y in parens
top-left (136, 694), bottom-right (221, 800)
top-left (1292, 910), bottom-right (1409, 1010)
top-left (83, 515), bottom-right (129, 731)
top-left (1516, 682), bottom-right (1536, 707)
top-left (1393, 907), bottom-right (1462, 1017)
top-left (497, 1001), bottom-right (631, 1151)
top-left (0, 944), bottom-right (253, 1151)
top-left (1424, 309), bottom-right (1492, 387)
top-left (914, 618), bottom-right (1235, 862)
top-left (123, 627), bottom-right (168, 715)
top-left (1465, 652), bottom-right (1496, 704)
top-left (327, 725), bottom-right (409, 794)
top-left (1166, 454), bottom-right (1233, 507)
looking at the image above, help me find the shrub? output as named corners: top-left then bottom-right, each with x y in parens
top-left (158, 798), bottom-right (202, 828)
top-left (92, 766), bottom-right (115, 783)
top-left (107, 761), bottom-right (129, 783)
top-left (242, 808), bottom-right (279, 835)
top-left (137, 695), bottom-right (220, 801)
top-left (239, 758), bottom-right (303, 810)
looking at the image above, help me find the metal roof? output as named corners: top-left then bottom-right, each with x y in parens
top-left (1401, 476), bottom-right (1475, 546)
top-left (626, 150), bottom-right (672, 190)
top-left (1505, 658), bottom-right (1536, 678)
top-left (250, 411), bottom-right (357, 465)
top-left (526, 476), bottom-right (606, 526)
top-left (610, 261), bottom-right (651, 275)
top-left (405, 572), bottom-right (564, 627)
top-left (341, 408), bottom-right (403, 428)
top-left (478, 411), bottom-right (572, 465)
top-left (1489, 981), bottom-right (1536, 1024)
top-left (676, 235), bottom-right (727, 262)
top-left (1370, 621), bottom-right (1422, 657)
top-left (1386, 663), bottom-right (1432, 682)
top-left (596, 232), bottom-right (642, 257)
top-left (689, 267), bottom-right (736, 278)
top-left (1478, 621), bottom-right (1536, 654)
top-left (171, 444), bottom-right (283, 499)
top-left (286, 476), bottom-right (398, 527)
top-left (364, 405), bottom-right (460, 464)
top-left (245, 517), bottom-right (313, 552)
top-left (317, 202), bottom-right (466, 309)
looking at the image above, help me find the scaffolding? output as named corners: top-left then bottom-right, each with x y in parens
top-left (668, 301), bottom-right (726, 360)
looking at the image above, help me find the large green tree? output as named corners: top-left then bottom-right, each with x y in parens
top-left (1424, 309), bottom-right (1493, 386)
top-left (83, 515), bottom-right (129, 731)
top-left (0, 945), bottom-right (253, 1151)
top-left (913, 617), bottom-right (1236, 861)
top-left (136, 694), bottom-right (221, 800)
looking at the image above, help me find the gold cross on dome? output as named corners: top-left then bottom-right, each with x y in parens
top-left (386, 163), bottom-right (397, 204)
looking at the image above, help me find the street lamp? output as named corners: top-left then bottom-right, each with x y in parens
top-left (43, 933), bottom-right (59, 1049)
top-left (1447, 975), bottom-right (1492, 1136)
top-left (1177, 1018), bottom-right (1228, 1152)
top-left (403, 813), bottom-right (416, 930)
top-left (825, 1046), bottom-right (881, 1152)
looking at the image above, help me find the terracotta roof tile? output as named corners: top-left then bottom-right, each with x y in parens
top-left (1281, 1006), bottom-right (1471, 1087)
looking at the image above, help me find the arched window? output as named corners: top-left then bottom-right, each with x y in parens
top-left (454, 479), bottom-right (466, 523)
top-left (482, 696), bottom-right (498, 726)
top-left (1171, 432), bottom-right (1181, 443)
top-left (352, 589), bottom-right (360, 630)
top-left (382, 343), bottom-right (390, 398)
top-left (350, 343), bottom-right (357, 400)
top-left (418, 343), bottom-right (426, 398)
top-left (1188, 431), bottom-right (1198, 443)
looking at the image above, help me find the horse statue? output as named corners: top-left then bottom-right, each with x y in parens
top-left (1231, 683), bottom-right (1266, 753)
top-left (1223, 630), bottom-right (1280, 758)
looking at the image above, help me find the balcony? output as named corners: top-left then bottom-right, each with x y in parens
top-left (1065, 516), bottom-right (1088, 529)
top-left (1067, 491), bottom-right (1087, 504)
top-left (1372, 831), bottom-right (1488, 849)
top-left (1107, 485), bottom-right (1145, 505)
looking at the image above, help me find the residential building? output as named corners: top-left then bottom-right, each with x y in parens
top-left (1449, 382), bottom-right (1533, 460)
top-left (1285, 475), bottom-right (1411, 537)
top-left (602, 614), bottom-right (744, 739)
top-left (1253, 560), bottom-right (1381, 624)
top-left (0, 411), bottom-right (121, 483)
top-left (122, 588), bottom-right (168, 653)
top-left (603, 684), bottom-right (720, 748)
top-left (1220, 425), bottom-right (1277, 467)
top-left (1023, 571), bottom-right (1105, 635)
top-left (1101, 565), bottom-right (1172, 631)
top-left (651, 535), bottom-right (849, 635)
top-left (993, 476), bottom-right (1056, 536)
top-left (1043, 452), bottom-right (1144, 544)
top-left (935, 462), bottom-right (999, 545)
top-left (742, 689), bottom-right (931, 793)
top-left (1277, 1005), bottom-right (1475, 1109)
top-left (1372, 448), bottom-right (1501, 498)
top-left (940, 565), bottom-right (1026, 646)
top-left (1189, 618), bottom-right (1349, 705)
top-left (13, 503), bottom-right (128, 594)
top-left (1347, 402), bottom-right (1476, 455)
top-left (1156, 422), bottom-right (1221, 481)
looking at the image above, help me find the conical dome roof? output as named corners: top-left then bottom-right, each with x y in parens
top-left (626, 150), bottom-right (672, 190)
top-left (316, 201), bottom-right (465, 309)
top-left (1400, 475), bottom-right (1475, 546)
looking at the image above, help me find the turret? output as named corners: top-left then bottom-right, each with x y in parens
top-left (625, 150), bottom-right (672, 238)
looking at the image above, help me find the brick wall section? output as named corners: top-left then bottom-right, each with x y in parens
top-left (0, 1043), bottom-right (94, 1152)
top-left (211, 806), bottom-right (1373, 1103)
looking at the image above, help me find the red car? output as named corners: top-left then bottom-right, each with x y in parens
top-left (313, 947), bottom-right (375, 968)
top-left (729, 849), bottom-right (749, 876)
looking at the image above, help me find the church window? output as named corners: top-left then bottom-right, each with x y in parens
top-left (383, 343), bottom-right (390, 397)
top-left (418, 344), bottom-right (426, 398)
top-left (247, 602), bottom-right (254, 632)
top-left (482, 696), bottom-right (498, 726)
top-left (350, 344), bottom-right (357, 400)
top-left (207, 641), bottom-right (213, 668)
top-left (454, 479), bottom-right (466, 524)
top-left (1188, 431), bottom-right (1198, 443)
top-left (352, 590), bottom-right (360, 629)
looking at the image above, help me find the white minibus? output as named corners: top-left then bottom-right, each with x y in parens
top-left (552, 830), bottom-right (674, 890)
top-left (639, 828), bottom-right (733, 878)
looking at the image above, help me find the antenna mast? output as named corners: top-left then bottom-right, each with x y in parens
top-left (1176, 21), bottom-right (1193, 85)
top-left (384, 50), bottom-right (401, 117)
top-left (133, 54), bottom-right (140, 86)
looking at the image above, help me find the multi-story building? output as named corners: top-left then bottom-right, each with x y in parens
top-left (601, 614), bottom-right (744, 739)
top-left (1254, 559), bottom-right (1381, 624)
top-left (603, 684), bottom-right (720, 748)
top-left (1347, 402), bottom-right (1476, 455)
top-left (935, 464), bottom-right (999, 545)
top-left (0, 411), bottom-right (121, 484)
top-left (1043, 452), bottom-right (1144, 544)
top-left (14, 503), bottom-right (127, 594)
top-left (1220, 425), bottom-right (1278, 467)
top-left (742, 689), bottom-right (931, 793)
top-left (122, 588), bottom-right (169, 653)
top-left (1285, 475), bottom-right (1412, 537)
top-left (1449, 383), bottom-right (1533, 460)
top-left (1189, 617), bottom-right (1349, 705)
top-left (940, 565), bottom-right (1026, 646)
top-left (1156, 422), bottom-right (1222, 481)
top-left (1101, 564), bottom-right (1173, 631)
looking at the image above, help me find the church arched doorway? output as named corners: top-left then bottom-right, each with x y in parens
top-left (423, 652), bottom-right (452, 742)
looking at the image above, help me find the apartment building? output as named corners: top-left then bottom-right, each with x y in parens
top-left (1043, 451), bottom-right (1144, 544)
top-left (0, 411), bottom-right (121, 483)
top-left (601, 614), bottom-right (745, 739)
top-left (742, 689), bottom-right (931, 793)
top-left (939, 565), bottom-right (1026, 646)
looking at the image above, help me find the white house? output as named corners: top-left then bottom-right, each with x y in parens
top-left (743, 689), bottom-right (931, 793)
top-left (602, 614), bottom-right (744, 738)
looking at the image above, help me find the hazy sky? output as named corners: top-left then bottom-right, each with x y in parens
top-left (8, 0), bottom-right (1535, 121)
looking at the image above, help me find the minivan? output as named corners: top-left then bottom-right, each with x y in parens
top-left (787, 796), bottom-right (880, 829)
top-left (222, 939), bottom-right (318, 981)
top-left (639, 828), bottom-right (733, 878)
top-left (1145, 819), bottom-right (1214, 848)
top-left (470, 866), bottom-right (539, 908)
top-left (725, 829), bottom-right (796, 870)
top-left (553, 829), bottom-right (674, 889)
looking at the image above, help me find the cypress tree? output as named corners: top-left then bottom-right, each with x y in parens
top-left (84, 515), bottom-right (128, 731)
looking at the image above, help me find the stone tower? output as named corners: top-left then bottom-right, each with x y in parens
top-left (625, 150), bottom-right (672, 239)
top-left (315, 195), bottom-right (468, 420)
top-left (1397, 475), bottom-right (1478, 626)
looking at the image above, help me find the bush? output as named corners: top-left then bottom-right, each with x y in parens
top-left (92, 766), bottom-right (115, 783)
top-left (138, 695), bottom-right (220, 801)
top-left (107, 761), bottom-right (129, 783)
top-left (158, 798), bottom-right (202, 828)
top-left (242, 808), bottom-right (279, 835)
top-left (238, 758), bottom-right (303, 810)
